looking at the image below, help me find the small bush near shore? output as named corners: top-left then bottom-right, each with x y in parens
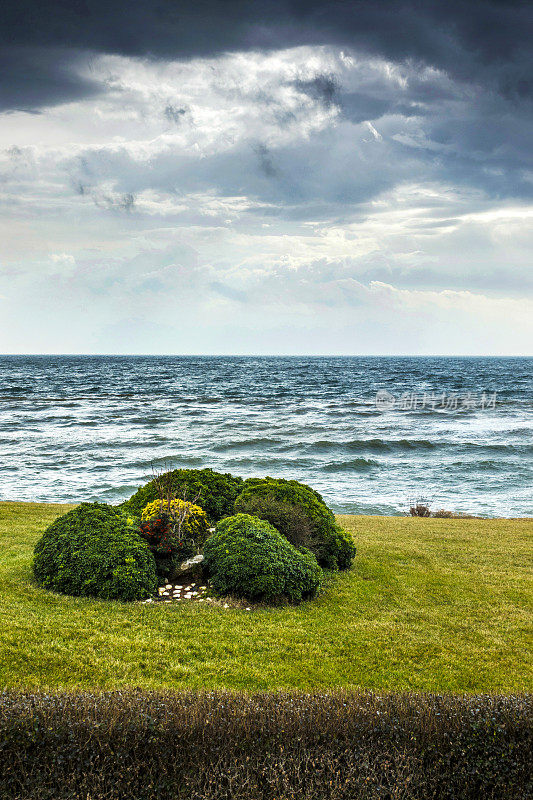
top-left (235, 477), bottom-right (356, 569)
top-left (33, 503), bottom-right (157, 601)
top-left (1, 691), bottom-right (530, 800)
top-left (121, 467), bottom-right (244, 522)
top-left (433, 508), bottom-right (476, 518)
top-left (203, 513), bottom-right (321, 602)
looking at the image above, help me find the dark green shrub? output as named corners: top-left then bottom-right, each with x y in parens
top-left (233, 495), bottom-right (322, 553)
top-left (203, 513), bottom-right (322, 602)
top-left (33, 503), bottom-right (157, 601)
top-left (235, 478), bottom-right (355, 570)
top-left (241, 476), bottom-right (327, 504)
top-left (120, 468), bottom-right (244, 522)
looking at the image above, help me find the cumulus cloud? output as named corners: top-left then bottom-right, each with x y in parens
top-left (0, 31), bottom-right (530, 354)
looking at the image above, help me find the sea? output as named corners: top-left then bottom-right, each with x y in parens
top-left (0, 355), bottom-right (531, 517)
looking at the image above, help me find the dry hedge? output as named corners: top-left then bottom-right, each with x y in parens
top-left (1, 690), bottom-right (531, 799)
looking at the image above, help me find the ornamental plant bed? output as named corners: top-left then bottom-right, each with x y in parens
top-left (31, 470), bottom-right (353, 606)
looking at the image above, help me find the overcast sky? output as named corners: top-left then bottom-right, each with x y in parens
top-left (1, 0), bottom-right (532, 354)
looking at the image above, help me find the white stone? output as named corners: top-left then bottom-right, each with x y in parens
top-left (178, 554), bottom-right (204, 572)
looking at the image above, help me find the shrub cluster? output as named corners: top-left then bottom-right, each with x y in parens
top-left (203, 513), bottom-right (321, 602)
top-left (235, 477), bottom-right (355, 569)
top-left (34, 473), bottom-right (355, 605)
top-left (33, 503), bottom-right (157, 601)
top-left (1, 691), bottom-right (530, 800)
top-left (121, 468), bottom-right (244, 522)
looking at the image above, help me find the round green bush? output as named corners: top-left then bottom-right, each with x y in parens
top-left (235, 478), bottom-right (356, 570)
top-left (203, 513), bottom-right (322, 603)
top-left (120, 468), bottom-right (244, 523)
top-left (33, 503), bottom-right (157, 601)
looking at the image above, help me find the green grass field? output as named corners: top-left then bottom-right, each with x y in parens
top-left (0, 501), bottom-right (531, 692)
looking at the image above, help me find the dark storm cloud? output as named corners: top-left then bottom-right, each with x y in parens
top-left (1, 0), bottom-right (531, 111)
top-left (0, 47), bottom-right (102, 112)
top-left (254, 144), bottom-right (279, 178)
top-left (92, 190), bottom-right (136, 212)
top-left (339, 92), bottom-right (392, 124)
top-left (164, 104), bottom-right (187, 123)
top-left (293, 75), bottom-right (339, 108)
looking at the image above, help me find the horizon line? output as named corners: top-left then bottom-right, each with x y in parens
top-left (1, 353), bottom-right (531, 359)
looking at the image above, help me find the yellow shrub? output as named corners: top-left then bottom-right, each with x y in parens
top-left (141, 499), bottom-right (209, 544)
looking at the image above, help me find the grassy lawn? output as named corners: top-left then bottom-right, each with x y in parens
top-left (0, 501), bottom-right (531, 692)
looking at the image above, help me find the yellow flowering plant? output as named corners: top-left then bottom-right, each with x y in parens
top-left (141, 498), bottom-right (209, 545)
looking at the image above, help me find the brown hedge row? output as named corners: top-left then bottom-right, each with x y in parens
top-left (1, 691), bottom-right (531, 799)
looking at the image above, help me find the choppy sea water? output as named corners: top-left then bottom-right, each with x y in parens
top-left (0, 356), bottom-right (531, 517)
